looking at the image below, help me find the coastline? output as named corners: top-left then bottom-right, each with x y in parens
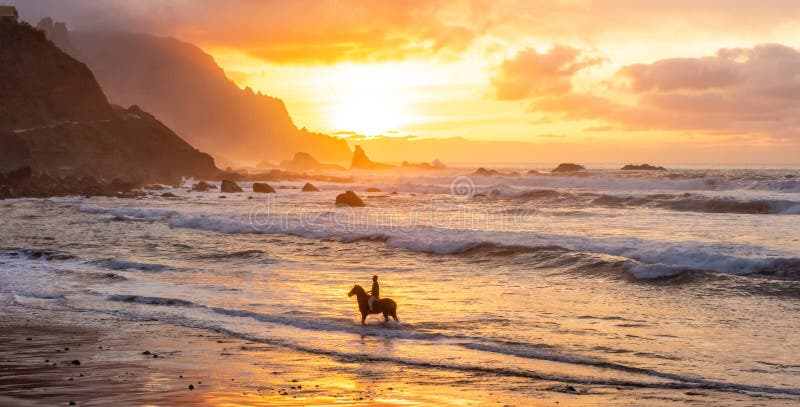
top-left (3, 305), bottom-right (795, 406)
top-left (0, 305), bottom-right (517, 406)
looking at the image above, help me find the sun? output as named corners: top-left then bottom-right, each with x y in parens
top-left (211, 51), bottom-right (453, 138)
top-left (329, 93), bottom-right (409, 136)
top-left (318, 62), bottom-right (426, 136)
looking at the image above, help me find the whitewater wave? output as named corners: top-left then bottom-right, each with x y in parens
top-left (194, 249), bottom-right (268, 260)
top-left (90, 258), bottom-right (173, 272)
top-left (78, 206), bottom-right (800, 281)
top-left (445, 171), bottom-right (800, 194)
top-left (80, 205), bottom-right (177, 218)
top-left (107, 294), bottom-right (194, 306)
top-left (499, 189), bottom-right (800, 215)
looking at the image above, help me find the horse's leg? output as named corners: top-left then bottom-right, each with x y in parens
top-left (361, 313), bottom-right (367, 326)
top-left (391, 306), bottom-right (399, 322)
top-left (383, 311), bottom-right (389, 322)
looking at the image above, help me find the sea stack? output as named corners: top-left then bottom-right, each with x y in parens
top-left (350, 146), bottom-right (393, 170)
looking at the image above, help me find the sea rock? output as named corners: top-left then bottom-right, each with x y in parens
top-left (301, 182), bottom-right (320, 192)
top-left (252, 182), bottom-right (275, 193)
top-left (161, 192), bottom-right (177, 198)
top-left (552, 163), bottom-right (585, 173)
top-left (472, 167), bottom-right (500, 177)
top-left (335, 191), bottom-right (365, 207)
top-left (621, 164), bottom-right (667, 171)
top-left (527, 169), bottom-right (539, 175)
top-left (350, 146), bottom-right (393, 170)
top-left (192, 181), bottom-right (214, 191)
top-left (220, 179), bottom-right (242, 193)
top-left (366, 187), bottom-right (381, 192)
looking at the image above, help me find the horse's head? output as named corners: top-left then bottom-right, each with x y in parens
top-left (348, 284), bottom-right (362, 297)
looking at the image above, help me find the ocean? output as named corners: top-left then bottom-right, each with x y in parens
top-left (1, 166), bottom-right (799, 399)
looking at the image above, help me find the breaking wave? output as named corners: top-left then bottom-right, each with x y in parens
top-left (78, 206), bottom-right (800, 281)
top-left (499, 189), bottom-right (800, 215)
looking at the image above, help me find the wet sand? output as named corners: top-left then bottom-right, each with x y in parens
top-left (0, 305), bottom-right (792, 406)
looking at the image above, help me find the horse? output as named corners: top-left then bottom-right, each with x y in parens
top-left (347, 284), bottom-right (399, 326)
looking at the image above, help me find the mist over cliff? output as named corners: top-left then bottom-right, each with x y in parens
top-left (0, 19), bottom-right (218, 182)
top-left (39, 22), bottom-right (352, 166)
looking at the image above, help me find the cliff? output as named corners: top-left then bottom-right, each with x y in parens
top-left (0, 20), bottom-right (112, 131)
top-left (52, 26), bottom-right (351, 164)
top-left (0, 20), bottom-right (218, 182)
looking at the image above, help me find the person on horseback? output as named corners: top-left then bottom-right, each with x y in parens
top-left (367, 275), bottom-right (380, 311)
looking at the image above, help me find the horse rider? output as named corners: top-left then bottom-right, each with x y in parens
top-left (367, 275), bottom-right (380, 311)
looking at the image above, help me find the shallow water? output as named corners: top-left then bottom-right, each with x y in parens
top-left (1, 168), bottom-right (799, 400)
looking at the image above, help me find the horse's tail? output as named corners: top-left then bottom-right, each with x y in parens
top-left (389, 299), bottom-right (399, 322)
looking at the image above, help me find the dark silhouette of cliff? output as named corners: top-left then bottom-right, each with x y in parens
top-left (0, 20), bottom-right (218, 182)
top-left (350, 146), bottom-right (393, 170)
top-left (43, 22), bottom-right (351, 164)
top-left (0, 20), bottom-right (112, 130)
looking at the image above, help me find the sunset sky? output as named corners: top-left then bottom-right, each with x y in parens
top-left (17, 0), bottom-right (800, 164)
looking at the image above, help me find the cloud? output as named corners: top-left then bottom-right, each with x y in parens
top-left (490, 46), bottom-right (603, 100)
top-left (618, 58), bottom-right (741, 92)
top-left (14, 0), bottom-right (488, 64)
top-left (521, 43), bottom-right (800, 140)
top-left (14, 0), bottom-right (800, 66)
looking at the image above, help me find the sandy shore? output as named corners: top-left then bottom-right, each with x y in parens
top-left (1, 304), bottom-right (794, 406)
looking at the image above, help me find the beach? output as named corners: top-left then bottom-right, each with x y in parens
top-left (1, 168), bottom-right (799, 406)
top-left (3, 305), bottom-right (787, 406)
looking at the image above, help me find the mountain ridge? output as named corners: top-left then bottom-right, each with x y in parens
top-left (39, 22), bottom-right (352, 165)
top-left (0, 19), bottom-right (219, 183)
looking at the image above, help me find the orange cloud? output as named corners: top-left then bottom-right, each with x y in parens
top-left (490, 46), bottom-right (603, 100)
top-left (18, 0), bottom-right (491, 64)
top-left (515, 44), bottom-right (800, 141)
